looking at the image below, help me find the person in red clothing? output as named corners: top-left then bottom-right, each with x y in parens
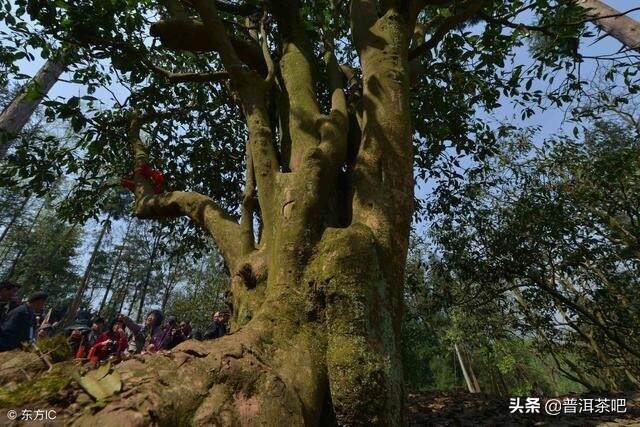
top-left (87, 319), bottom-right (129, 364)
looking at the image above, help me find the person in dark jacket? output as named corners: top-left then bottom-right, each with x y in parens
top-left (0, 281), bottom-right (20, 323)
top-left (164, 316), bottom-right (184, 349)
top-left (0, 291), bottom-right (47, 352)
top-left (203, 311), bottom-right (228, 340)
top-left (179, 321), bottom-right (193, 340)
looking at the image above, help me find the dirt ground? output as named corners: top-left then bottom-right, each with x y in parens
top-left (406, 391), bottom-right (640, 426)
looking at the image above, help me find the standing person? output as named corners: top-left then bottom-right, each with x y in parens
top-left (0, 281), bottom-right (20, 323)
top-left (0, 291), bottom-right (47, 351)
top-left (203, 311), bottom-right (227, 340)
top-left (118, 310), bottom-right (170, 353)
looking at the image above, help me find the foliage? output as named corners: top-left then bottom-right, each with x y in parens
top-left (0, 195), bottom-right (81, 312)
top-left (0, 0), bottom-right (636, 228)
top-left (36, 334), bottom-right (72, 363)
top-left (166, 252), bottom-right (230, 332)
top-left (423, 116), bottom-right (640, 392)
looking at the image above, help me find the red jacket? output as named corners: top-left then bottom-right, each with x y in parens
top-left (87, 332), bottom-right (128, 363)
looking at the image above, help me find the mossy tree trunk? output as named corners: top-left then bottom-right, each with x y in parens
top-left (29, 0), bottom-right (426, 424)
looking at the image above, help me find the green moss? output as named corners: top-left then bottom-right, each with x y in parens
top-left (0, 367), bottom-right (72, 407)
top-left (36, 335), bottom-right (72, 362)
top-left (313, 225), bottom-right (404, 425)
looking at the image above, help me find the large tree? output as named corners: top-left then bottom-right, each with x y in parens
top-left (1, 0), bottom-right (638, 424)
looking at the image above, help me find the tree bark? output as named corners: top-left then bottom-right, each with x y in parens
top-left (577, 0), bottom-right (640, 53)
top-left (0, 49), bottom-right (71, 157)
top-left (0, 1), bottom-right (418, 424)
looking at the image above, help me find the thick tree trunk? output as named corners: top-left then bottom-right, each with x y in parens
top-left (0, 49), bottom-right (70, 157)
top-left (0, 3), bottom-right (415, 426)
top-left (58, 222), bottom-right (406, 426)
top-left (577, 0), bottom-right (640, 53)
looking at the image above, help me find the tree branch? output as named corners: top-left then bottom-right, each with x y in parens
top-left (133, 191), bottom-right (246, 269)
top-left (260, 16), bottom-right (276, 84)
top-left (150, 19), bottom-right (267, 74)
top-left (142, 58), bottom-right (230, 83)
top-left (480, 12), bottom-right (556, 38)
top-left (409, 0), bottom-right (489, 60)
top-left (318, 51), bottom-right (348, 168)
top-left (127, 111), bottom-right (247, 269)
top-left (240, 144), bottom-right (257, 252)
top-left (214, 0), bottom-right (260, 16)
top-left (269, 0), bottom-right (322, 171)
top-left (576, 0), bottom-right (640, 54)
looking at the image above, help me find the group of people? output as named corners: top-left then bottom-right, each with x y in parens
top-left (0, 280), bottom-right (232, 365)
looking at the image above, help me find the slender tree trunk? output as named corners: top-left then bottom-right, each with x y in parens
top-left (160, 259), bottom-right (179, 312)
top-left (2, 200), bottom-right (46, 280)
top-left (557, 301), bottom-right (620, 390)
top-left (0, 196), bottom-right (32, 267)
top-left (0, 49), bottom-right (71, 157)
top-left (455, 343), bottom-right (479, 393)
top-left (463, 344), bottom-right (481, 393)
top-left (577, 0), bottom-right (640, 53)
top-left (136, 231), bottom-right (161, 322)
top-left (115, 282), bottom-right (129, 316)
top-left (127, 282), bottom-right (139, 317)
top-left (514, 288), bottom-right (601, 390)
top-left (63, 218), bottom-right (110, 326)
top-left (0, 195), bottom-right (30, 246)
top-left (98, 218), bottom-right (133, 314)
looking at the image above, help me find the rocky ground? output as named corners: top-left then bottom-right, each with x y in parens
top-left (1, 350), bottom-right (639, 426)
